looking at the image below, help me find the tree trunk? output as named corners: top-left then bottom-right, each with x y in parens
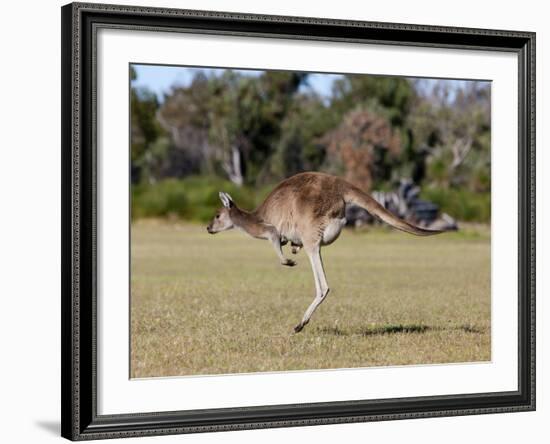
top-left (223, 145), bottom-right (244, 186)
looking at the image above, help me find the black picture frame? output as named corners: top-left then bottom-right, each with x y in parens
top-left (61, 2), bottom-right (536, 440)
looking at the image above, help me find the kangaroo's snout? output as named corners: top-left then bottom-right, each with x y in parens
top-left (206, 225), bottom-right (214, 234)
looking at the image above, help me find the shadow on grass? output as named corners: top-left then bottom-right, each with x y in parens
top-left (314, 323), bottom-right (485, 337)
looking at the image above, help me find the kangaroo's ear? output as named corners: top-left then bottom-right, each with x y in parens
top-left (219, 191), bottom-right (234, 208)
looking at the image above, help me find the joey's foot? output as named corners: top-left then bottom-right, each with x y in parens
top-left (282, 259), bottom-right (296, 267)
top-left (291, 246), bottom-right (301, 254)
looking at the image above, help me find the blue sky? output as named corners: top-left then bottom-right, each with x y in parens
top-left (131, 64), bottom-right (487, 102)
top-left (131, 64), bottom-right (342, 100)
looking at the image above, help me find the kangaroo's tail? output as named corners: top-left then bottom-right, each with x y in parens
top-left (344, 185), bottom-right (444, 236)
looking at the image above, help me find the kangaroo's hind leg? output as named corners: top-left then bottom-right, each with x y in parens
top-left (294, 243), bottom-right (329, 333)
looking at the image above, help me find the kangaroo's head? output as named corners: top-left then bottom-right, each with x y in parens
top-left (206, 192), bottom-right (235, 234)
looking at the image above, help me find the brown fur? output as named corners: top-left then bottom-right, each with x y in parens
top-left (207, 172), bottom-right (443, 332)
top-left (250, 172), bottom-right (441, 245)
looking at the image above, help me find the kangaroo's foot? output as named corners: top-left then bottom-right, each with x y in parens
top-left (293, 320), bottom-right (308, 333)
top-left (281, 258), bottom-right (296, 267)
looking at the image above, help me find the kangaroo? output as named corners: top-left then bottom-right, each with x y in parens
top-left (206, 172), bottom-right (443, 333)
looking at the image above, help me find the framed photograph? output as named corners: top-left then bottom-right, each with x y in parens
top-left (61, 2), bottom-right (535, 440)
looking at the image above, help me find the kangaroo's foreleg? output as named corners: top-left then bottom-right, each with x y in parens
top-left (294, 244), bottom-right (329, 333)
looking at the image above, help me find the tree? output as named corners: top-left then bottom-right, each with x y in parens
top-left (155, 72), bottom-right (214, 179)
top-left (320, 108), bottom-right (401, 191)
top-left (157, 70), bottom-right (309, 186)
top-left (130, 66), bottom-right (165, 183)
top-left (331, 75), bottom-right (415, 127)
top-left (407, 80), bottom-right (491, 191)
top-left (257, 93), bottom-right (337, 183)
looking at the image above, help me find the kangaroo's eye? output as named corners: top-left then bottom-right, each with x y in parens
top-left (216, 215), bottom-right (220, 219)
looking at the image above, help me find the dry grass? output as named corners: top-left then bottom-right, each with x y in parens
top-left (130, 220), bottom-right (491, 378)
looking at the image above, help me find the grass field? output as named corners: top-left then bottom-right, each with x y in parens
top-left (130, 220), bottom-right (491, 378)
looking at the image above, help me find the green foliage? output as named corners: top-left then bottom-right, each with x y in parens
top-left (132, 179), bottom-right (491, 225)
top-left (407, 81), bottom-right (491, 192)
top-left (130, 66), bottom-right (492, 223)
top-left (259, 95), bottom-right (335, 182)
top-left (130, 85), bottom-right (165, 183)
top-left (331, 75), bottom-right (415, 127)
top-left (132, 177), bottom-right (262, 222)
top-left (157, 70), bottom-right (308, 186)
top-left (421, 187), bottom-right (491, 223)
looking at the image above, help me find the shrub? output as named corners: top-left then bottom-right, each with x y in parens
top-left (133, 178), bottom-right (491, 225)
top-left (132, 179), bottom-right (189, 219)
top-left (421, 187), bottom-right (491, 223)
top-left (132, 177), bottom-right (261, 222)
